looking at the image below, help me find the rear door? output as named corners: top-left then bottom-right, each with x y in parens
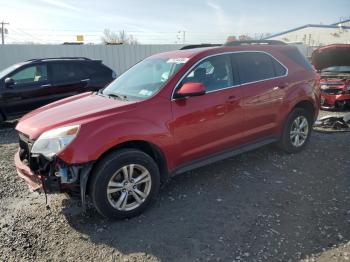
top-left (1, 63), bottom-right (52, 117)
top-left (171, 54), bottom-right (244, 167)
top-left (232, 52), bottom-right (287, 143)
top-left (49, 61), bottom-right (90, 101)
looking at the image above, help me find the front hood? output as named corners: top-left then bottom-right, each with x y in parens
top-left (312, 44), bottom-right (350, 71)
top-left (16, 92), bottom-right (137, 139)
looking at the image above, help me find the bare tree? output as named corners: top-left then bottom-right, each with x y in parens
top-left (101, 29), bottom-right (139, 44)
top-left (226, 35), bottom-right (237, 43)
top-left (238, 35), bottom-right (253, 41)
top-left (226, 34), bottom-right (253, 43)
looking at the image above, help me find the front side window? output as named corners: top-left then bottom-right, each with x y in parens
top-left (11, 64), bottom-right (48, 85)
top-left (182, 55), bottom-right (233, 92)
top-left (103, 57), bottom-right (186, 100)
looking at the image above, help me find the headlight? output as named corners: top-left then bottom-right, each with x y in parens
top-left (31, 125), bottom-right (80, 159)
top-left (320, 84), bottom-right (328, 90)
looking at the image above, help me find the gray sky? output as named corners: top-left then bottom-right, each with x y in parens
top-left (0, 0), bottom-right (349, 44)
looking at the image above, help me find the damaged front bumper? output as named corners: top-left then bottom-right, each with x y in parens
top-left (15, 150), bottom-right (42, 192)
top-left (15, 132), bottom-right (94, 206)
top-left (15, 149), bottom-right (93, 195)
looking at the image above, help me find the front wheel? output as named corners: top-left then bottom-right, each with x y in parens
top-left (278, 108), bottom-right (313, 153)
top-left (89, 149), bottom-right (160, 219)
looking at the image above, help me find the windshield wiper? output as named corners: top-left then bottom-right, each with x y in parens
top-left (105, 93), bottom-right (128, 101)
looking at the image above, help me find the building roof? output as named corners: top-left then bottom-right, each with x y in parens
top-left (331, 19), bottom-right (350, 25)
top-left (266, 23), bottom-right (350, 39)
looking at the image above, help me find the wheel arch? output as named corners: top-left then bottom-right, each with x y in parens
top-left (86, 140), bottom-right (169, 194)
top-left (292, 100), bottom-right (317, 122)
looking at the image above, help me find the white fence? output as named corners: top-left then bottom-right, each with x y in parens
top-left (0, 44), bottom-right (183, 74)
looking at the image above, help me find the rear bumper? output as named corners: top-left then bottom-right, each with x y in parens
top-left (14, 150), bottom-right (42, 192)
top-left (321, 93), bottom-right (350, 106)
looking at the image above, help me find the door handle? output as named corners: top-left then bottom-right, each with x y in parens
top-left (276, 83), bottom-right (287, 89)
top-left (81, 79), bottom-right (90, 83)
top-left (228, 95), bottom-right (237, 100)
top-left (227, 95), bottom-right (239, 105)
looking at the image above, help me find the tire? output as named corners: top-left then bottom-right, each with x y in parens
top-left (89, 149), bottom-right (160, 219)
top-left (278, 108), bottom-right (313, 154)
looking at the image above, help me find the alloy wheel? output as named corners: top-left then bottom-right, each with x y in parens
top-left (290, 116), bottom-right (309, 147)
top-left (107, 164), bottom-right (152, 211)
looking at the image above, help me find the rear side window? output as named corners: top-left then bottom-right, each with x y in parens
top-left (283, 48), bottom-right (313, 71)
top-left (233, 52), bottom-right (287, 84)
top-left (51, 62), bottom-right (88, 81)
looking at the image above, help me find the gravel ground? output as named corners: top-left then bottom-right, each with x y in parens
top-left (0, 110), bottom-right (349, 262)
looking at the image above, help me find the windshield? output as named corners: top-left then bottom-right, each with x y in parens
top-left (322, 66), bottom-right (350, 73)
top-left (0, 63), bottom-right (23, 79)
top-left (102, 57), bottom-right (188, 100)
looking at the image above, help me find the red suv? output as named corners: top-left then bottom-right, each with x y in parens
top-left (14, 41), bottom-right (320, 219)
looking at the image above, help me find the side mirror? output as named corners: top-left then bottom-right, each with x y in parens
top-left (175, 82), bottom-right (206, 98)
top-left (4, 77), bottom-right (15, 88)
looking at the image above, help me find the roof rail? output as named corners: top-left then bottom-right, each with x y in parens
top-left (224, 40), bottom-right (287, 46)
top-left (26, 57), bottom-right (92, 62)
top-left (180, 44), bottom-right (221, 50)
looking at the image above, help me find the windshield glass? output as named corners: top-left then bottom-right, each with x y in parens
top-left (321, 66), bottom-right (350, 73)
top-left (0, 63), bottom-right (23, 79)
top-left (102, 57), bottom-right (188, 100)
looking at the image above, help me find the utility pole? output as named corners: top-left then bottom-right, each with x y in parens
top-left (177, 30), bottom-right (186, 44)
top-left (1, 21), bottom-right (9, 45)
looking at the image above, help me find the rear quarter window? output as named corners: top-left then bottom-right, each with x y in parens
top-left (283, 48), bottom-right (313, 71)
top-left (82, 62), bottom-right (112, 76)
top-left (272, 59), bottom-right (287, 77)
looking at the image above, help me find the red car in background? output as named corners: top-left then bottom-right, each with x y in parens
top-left (312, 44), bottom-right (350, 110)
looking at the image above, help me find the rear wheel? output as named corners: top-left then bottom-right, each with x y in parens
top-left (89, 149), bottom-right (160, 219)
top-left (278, 108), bottom-right (312, 153)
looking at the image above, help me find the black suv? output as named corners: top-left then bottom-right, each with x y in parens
top-left (0, 57), bottom-right (116, 121)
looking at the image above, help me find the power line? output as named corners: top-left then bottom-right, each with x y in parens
top-left (12, 27), bottom-right (43, 42)
top-left (5, 26), bottom-right (234, 44)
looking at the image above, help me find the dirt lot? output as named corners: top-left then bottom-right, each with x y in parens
top-left (0, 110), bottom-right (349, 262)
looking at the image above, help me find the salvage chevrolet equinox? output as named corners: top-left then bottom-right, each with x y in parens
top-left (15, 40), bottom-right (320, 219)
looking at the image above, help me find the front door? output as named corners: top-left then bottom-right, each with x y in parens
top-left (171, 54), bottom-right (244, 167)
top-left (1, 63), bottom-right (51, 118)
